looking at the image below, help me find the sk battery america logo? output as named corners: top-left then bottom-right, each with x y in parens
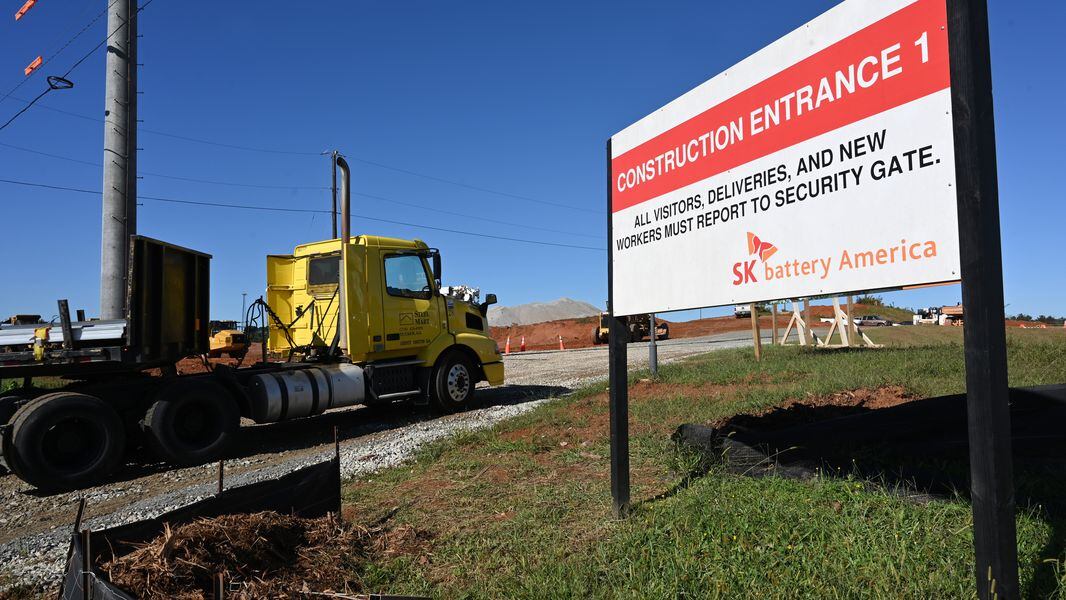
top-left (732, 232), bottom-right (777, 285)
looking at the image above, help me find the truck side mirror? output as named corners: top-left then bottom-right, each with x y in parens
top-left (431, 251), bottom-right (442, 285)
top-left (479, 293), bottom-right (497, 317)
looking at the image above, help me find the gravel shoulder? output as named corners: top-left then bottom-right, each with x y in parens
top-left (0, 331), bottom-right (761, 589)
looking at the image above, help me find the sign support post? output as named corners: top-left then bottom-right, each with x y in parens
top-left (947, 0), bottom-right (1018, 597)
top-left (649, 312), bottom-right (658, 377)
top-left (749, 303), bottom-right (762, 361)
top-left (607, 139), bottom-right (630, 518)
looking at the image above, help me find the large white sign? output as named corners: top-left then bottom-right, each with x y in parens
top-left (610, 0), bottom-right (960, 316)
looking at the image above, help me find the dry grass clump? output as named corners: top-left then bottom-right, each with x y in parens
top-left (99, 511), bottom-right (428, 599)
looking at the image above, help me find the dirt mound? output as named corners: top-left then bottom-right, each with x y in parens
top-left (712, 386), bottom-right (916, 432)
top-left (99, 511), bottom-right (428, 599)
top-left (488, 303), bottom-right (906, 352)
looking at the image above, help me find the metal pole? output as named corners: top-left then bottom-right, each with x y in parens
top-left (99, 0), bottom-right (135, 319)
top-left (648, 313), bottom-right (658, 377)
top-left (607, 139), bottom-right (629, 517)
top-left (241, 293), bottom-right (247, 330)
top-left (749, 302), bottom-right (762, 360)
top-left (330, 150), bottom-right (338, 239)
top-left (947, 0), bottom-right (1018, 597)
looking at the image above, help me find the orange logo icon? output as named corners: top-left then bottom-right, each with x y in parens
top-left (747, 232), bottom-right (778, 262)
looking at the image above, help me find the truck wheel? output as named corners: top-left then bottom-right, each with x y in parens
top-left (8, 392), bottom-right (126, 491)
top-left (144, 380), bottom-right (238, 466)
top-left (431, 352), bottom-right (475, 413)
top-left (592, 328), bottom-right (602, 345)
top-left (629, 325), bottom-right (643, 343)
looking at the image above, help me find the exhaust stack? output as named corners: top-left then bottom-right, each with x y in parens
top-left (337, 156), bottom-right (351, 244)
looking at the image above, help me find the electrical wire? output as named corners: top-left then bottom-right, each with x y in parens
top-left (0, 141), bottom-right (596, 237)
top-left (0, 0), bottom-right (116, 105)
top-left (0, 0), bottom-right (154, 134)
top-left (0, 176), bottom-right (606, 251)
top-left (1, 96), bottom-right (599, 213)
top-left (344, 155), bottom-right (598, 214)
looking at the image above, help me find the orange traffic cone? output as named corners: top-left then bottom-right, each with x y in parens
top-left (520, 336), bottom-right (527, 352)
top-left (558, 335), bottom-right (565, 351)
top-left (504, 336), bottom-right (511, 354)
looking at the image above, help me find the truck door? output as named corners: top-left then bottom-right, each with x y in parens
top-left (379, 253), bottom-right (442, 353)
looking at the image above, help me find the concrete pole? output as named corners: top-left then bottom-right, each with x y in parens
top-left (126, 0), bottom-right (137, 239)
top-left (99, 0), bottom-right (136, 319)
top-left (648, 313), bottom-right (658, 377)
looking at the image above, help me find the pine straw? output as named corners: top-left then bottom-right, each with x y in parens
top-left (98, 511), bottom-right (429, 599)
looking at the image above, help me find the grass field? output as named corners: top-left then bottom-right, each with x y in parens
top-left (343, 327), bottom-right (1066, 598)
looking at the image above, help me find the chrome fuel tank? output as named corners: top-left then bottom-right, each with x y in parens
top-left (248, 363), bottom-right (365, 423)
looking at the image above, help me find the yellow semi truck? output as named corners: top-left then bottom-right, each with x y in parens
top-left (0, 161), bottom-right (503, 490)
top-left (262, 234), bottom-right (503, 413)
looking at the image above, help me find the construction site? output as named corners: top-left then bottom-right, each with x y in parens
top-left (1, 1), bottom-right (1065, 599)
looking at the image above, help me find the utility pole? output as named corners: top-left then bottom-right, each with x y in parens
top-left (241, 292), bottom-right (247, 330)
top-left (99, 0), bottom-right (137, 319)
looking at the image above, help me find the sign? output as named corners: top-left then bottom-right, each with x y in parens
top-left (609, 0), bottom-right (960, 316)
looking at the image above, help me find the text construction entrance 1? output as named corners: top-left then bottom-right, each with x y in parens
top-left (609, 0), bottom-right (960, 316)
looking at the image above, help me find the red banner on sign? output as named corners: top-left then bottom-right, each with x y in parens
top-left (611, 0), bottom-right (950, 213)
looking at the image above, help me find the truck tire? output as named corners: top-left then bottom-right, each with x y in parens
top-left (8, 392), bottom-right (126, 491)
top-left (629, 324), bottom-right (643, 343)
top-left (592, 328), bottom-right (602, 345)
top-left (144, 380), bottom-right (238, 466)
top-left (430, 351), bottom-right (475, 413)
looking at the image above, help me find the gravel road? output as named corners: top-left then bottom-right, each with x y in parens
top-left (0, 330), bottom-right (764, 590)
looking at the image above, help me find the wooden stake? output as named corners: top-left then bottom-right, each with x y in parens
top-left (802, 298), bottom-right (813, 346)
top-left (80, 528), bottom-right (91, 600)
top-left (217, 460), bottom-right (224, 497)
top-left (846, 295), bottom-right (857, 343)
top-left (749, 303), bottom-right (762, 361)
top-left (834, 297), bottom-right (850, 347)
top-left (770, 303), bottom-right (778, 346)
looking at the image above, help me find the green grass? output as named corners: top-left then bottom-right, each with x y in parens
top-left (341, 329), bottom-right (1066, 598)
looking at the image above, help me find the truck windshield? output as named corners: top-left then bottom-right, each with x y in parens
top-left (384, 255), bottom-right (431, 299)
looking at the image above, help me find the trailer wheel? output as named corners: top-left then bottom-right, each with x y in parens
top-left (431, 352), bottom-right (475, 413)
top-left (144, 380), bottom-right (238, 466)
top-left (8, 392), bottom-right (126, 491)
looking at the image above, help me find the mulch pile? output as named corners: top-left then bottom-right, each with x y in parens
top-left (97, 511), bottom-right (428, 599)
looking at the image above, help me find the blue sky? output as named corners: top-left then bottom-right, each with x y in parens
top-left (0, 1), bottom-right (1062, 322)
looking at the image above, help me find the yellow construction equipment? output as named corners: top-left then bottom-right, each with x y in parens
top-left (592, 312), bottom-right (668, 344)
top-left (208, 320), bottom-right (248, 358)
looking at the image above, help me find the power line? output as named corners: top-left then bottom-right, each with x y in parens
top-left (353, 191), bottom-right (598, 239)
top-left (0, 141), bottom-right (596, 236)
top-left (62, 0), bottom-right (156, 79)
top-left (2, 97), bottom-right (600, 214)
top-left (0, 0), bottom-right (155, 134)
top-left (0, 177), bottom-right (606, 251)
top-left (0, 0), bottom-right (114, 105)
top-left (344, 155), bottom-right (599, 214)
top-left (0, 140), bottom-right (328, 189)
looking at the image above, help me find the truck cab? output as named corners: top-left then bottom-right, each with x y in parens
top-left (265, 235), bottom-right (503, 410)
